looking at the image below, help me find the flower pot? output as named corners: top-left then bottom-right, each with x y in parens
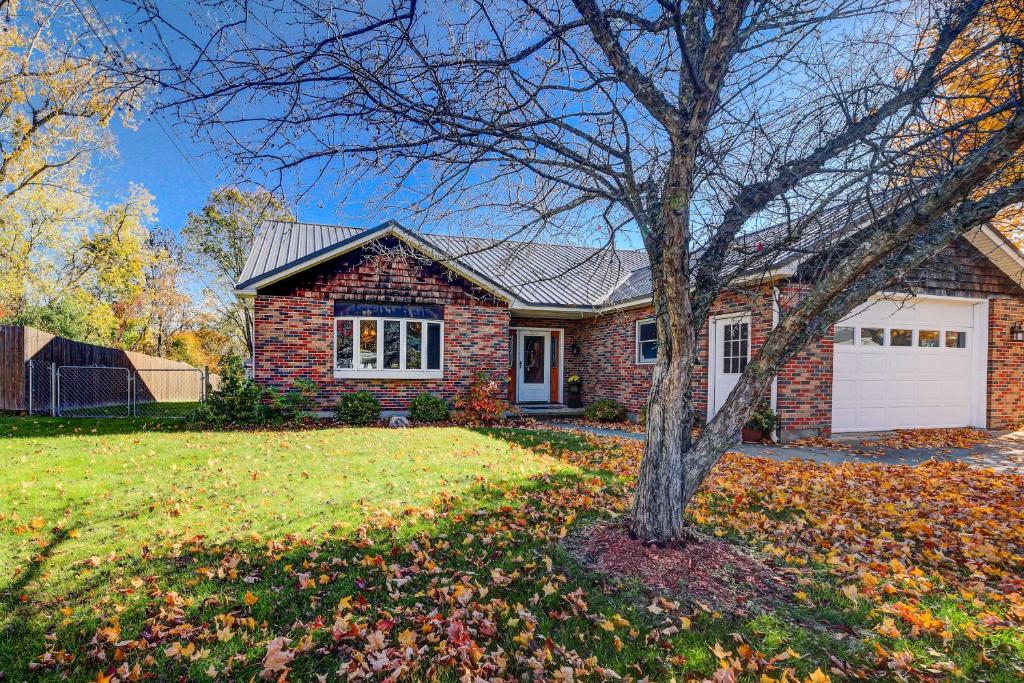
top-left (567, 385), bottom-right (582, 408)
top-left (741, 427), bottom-right (764, 444)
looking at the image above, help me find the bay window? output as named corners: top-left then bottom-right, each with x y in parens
top-left (334, 316), bottom-right (443, 378)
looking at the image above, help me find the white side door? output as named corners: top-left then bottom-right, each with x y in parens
top-left (516, 330), bottom-right (550, 402)
top-left (709, 315), bottom-right (751, 418)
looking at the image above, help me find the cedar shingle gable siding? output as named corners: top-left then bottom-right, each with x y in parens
top-left (902, 238), bottom-right (1023, 299)
top-left (259, 237), bottom-right (503, 306)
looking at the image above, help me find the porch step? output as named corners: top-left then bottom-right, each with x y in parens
top-left (513, 403), bottom-right (587, 417)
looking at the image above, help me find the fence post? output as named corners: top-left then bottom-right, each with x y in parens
top-left (50, 363), bottom-right (57, 416)
top-left (27, 358), bottom-right (33, 415)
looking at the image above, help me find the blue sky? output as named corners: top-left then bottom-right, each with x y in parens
top-left (95, 117), bottom-right (347, 234)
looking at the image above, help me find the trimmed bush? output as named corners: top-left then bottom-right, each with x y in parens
top-left (583, 398), bottom-right (627, 422)
top-left (275, 378), bottom-right (318, 421)
top-left (409, 392), bottom-right (450, 423)
top-left (335, 391), bottom-right (382, 426)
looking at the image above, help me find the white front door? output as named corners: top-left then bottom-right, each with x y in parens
top-left (831, 297), bottom-right (985, 432)
top-left (516, 330), bottom-right (550, 402)
top-left (710, 315), bottom-right (751, 418)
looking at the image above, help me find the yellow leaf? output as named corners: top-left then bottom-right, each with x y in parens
top-left (805, 668), bottom-right (831, 683)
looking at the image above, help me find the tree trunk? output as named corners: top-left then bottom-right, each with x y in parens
top-left (629, 155), bottom-right (699, 544)
top-left (629, 349), bottom-right (695, 542)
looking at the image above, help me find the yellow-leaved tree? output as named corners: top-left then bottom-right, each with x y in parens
top-left (0, 0), bottom-right (144, 321)
top-left (930, 0), bottom-right (1024, 246)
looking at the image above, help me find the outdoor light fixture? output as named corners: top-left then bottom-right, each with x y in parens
top-left (1012, 321), bottom-right (1024, 343)
top-left (570, 341), bottom-right (580, 356)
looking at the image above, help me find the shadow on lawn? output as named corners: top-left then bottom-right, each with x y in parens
top-left (9, 467), bottom-right (671, 682)
top-left (3, 424), bottom-right (890, 683)
top-left (1, 525), bottom-right (78, 605)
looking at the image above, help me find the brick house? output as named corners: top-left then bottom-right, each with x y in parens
top-left (236, 219), bottom-right (1024, 439)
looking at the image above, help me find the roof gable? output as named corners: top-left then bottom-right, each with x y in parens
top-left (236, 220), bottom-right (649, 308)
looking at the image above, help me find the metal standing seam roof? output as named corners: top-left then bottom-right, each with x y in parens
top-left (237, 220), bottom-right (653, 307)
top-left (236, 203), bottom-right (1024, 308)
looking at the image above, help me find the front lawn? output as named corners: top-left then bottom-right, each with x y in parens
top-left (1, 418), bottom-right (1021, 681)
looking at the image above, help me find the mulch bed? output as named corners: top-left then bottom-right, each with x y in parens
top-left (567, 521), bottom-right (793, 616)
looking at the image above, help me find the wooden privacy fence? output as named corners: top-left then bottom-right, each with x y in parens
top-left (0, 325), bottom-right (220, 414)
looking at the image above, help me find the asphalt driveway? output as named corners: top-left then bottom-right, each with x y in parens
top-left (548, 422), bottom-right (1024, 475)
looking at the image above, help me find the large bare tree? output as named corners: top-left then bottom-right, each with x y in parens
top-left (123, 0), bottom-right (1024, 542)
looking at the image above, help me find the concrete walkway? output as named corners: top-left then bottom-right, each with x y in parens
top-left (547, 421), bottom-right (1024, 474)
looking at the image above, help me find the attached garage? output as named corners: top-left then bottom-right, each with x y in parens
top-left (831, 296), bottom-right (988, 433)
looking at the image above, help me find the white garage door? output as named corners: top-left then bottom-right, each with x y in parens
top-left (831, 297), bottom-right (987, 433)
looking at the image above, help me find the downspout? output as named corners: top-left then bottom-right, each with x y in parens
top-left (771, 286), bottom-right (781, 440)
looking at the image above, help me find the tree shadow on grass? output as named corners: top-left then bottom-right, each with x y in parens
top-left (7, 471), bottom-right (639, 681)
top-left (2, 450), bottom-right (879, 683)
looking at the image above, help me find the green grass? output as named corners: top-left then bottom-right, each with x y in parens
top-left (1, 417), bottom-right (1019, 681)
top-left (1, 418), bottom-right (574, 678)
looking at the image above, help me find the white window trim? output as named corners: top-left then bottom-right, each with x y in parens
top-left (333, 316), bottom-right (444, 379)
top-left (635, 318), bottom-right (657, 365)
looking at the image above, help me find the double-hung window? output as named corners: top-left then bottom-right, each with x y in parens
top-left (333, 303), bottom-right (443, 378)
top-left (636, 319), bottom-right (657, 364)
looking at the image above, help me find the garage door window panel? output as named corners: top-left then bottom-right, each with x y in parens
top-left (834, 326), bottom-right (854, 345)
top-left (890, 329), bottom-right (912, 347)
top-left (945, 331), bottom-right (967, 348)
top-left (918, 330), bottom-right (940, 347)
top-left (860, 327), bottom-right (884, 346)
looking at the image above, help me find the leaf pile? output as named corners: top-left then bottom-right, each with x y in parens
top-left (862, 428), bottom-right (992, 450)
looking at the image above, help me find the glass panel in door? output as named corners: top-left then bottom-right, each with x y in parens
top-left (522, 335), bottom-right (545, 384)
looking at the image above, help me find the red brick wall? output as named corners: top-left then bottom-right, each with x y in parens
top-left (254, 241), bottom-right (510, 411)
top-left (987, 297), bottom-right (1024, 429)
top-left (574, 307), bottom-right (656, 413)
top-left (253, 238), bottom-right (1024, 431)
top-left (775, 284), bottom-right (834, 438)
top-left (517, 290), bottom-right (776, 420)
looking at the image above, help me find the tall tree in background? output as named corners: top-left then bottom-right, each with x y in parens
top-left (0, 0), bottom-right (143, 318)
top-left (930, 0), bottom-right (1024, 246)
top-left (133, 0), bottom-right (1024, 542)
top-left (182, 187), bottom-right (293, 356)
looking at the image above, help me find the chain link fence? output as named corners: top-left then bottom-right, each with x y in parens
top-left (28, 362), bottom-right (210, 418)
top-left (56, 366), bottom-right (133, 418)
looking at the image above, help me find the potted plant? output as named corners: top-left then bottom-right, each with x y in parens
top-left (566, 375), bottom-right (582, 408)
top-left (742, 403), bottom-right (778, 443)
